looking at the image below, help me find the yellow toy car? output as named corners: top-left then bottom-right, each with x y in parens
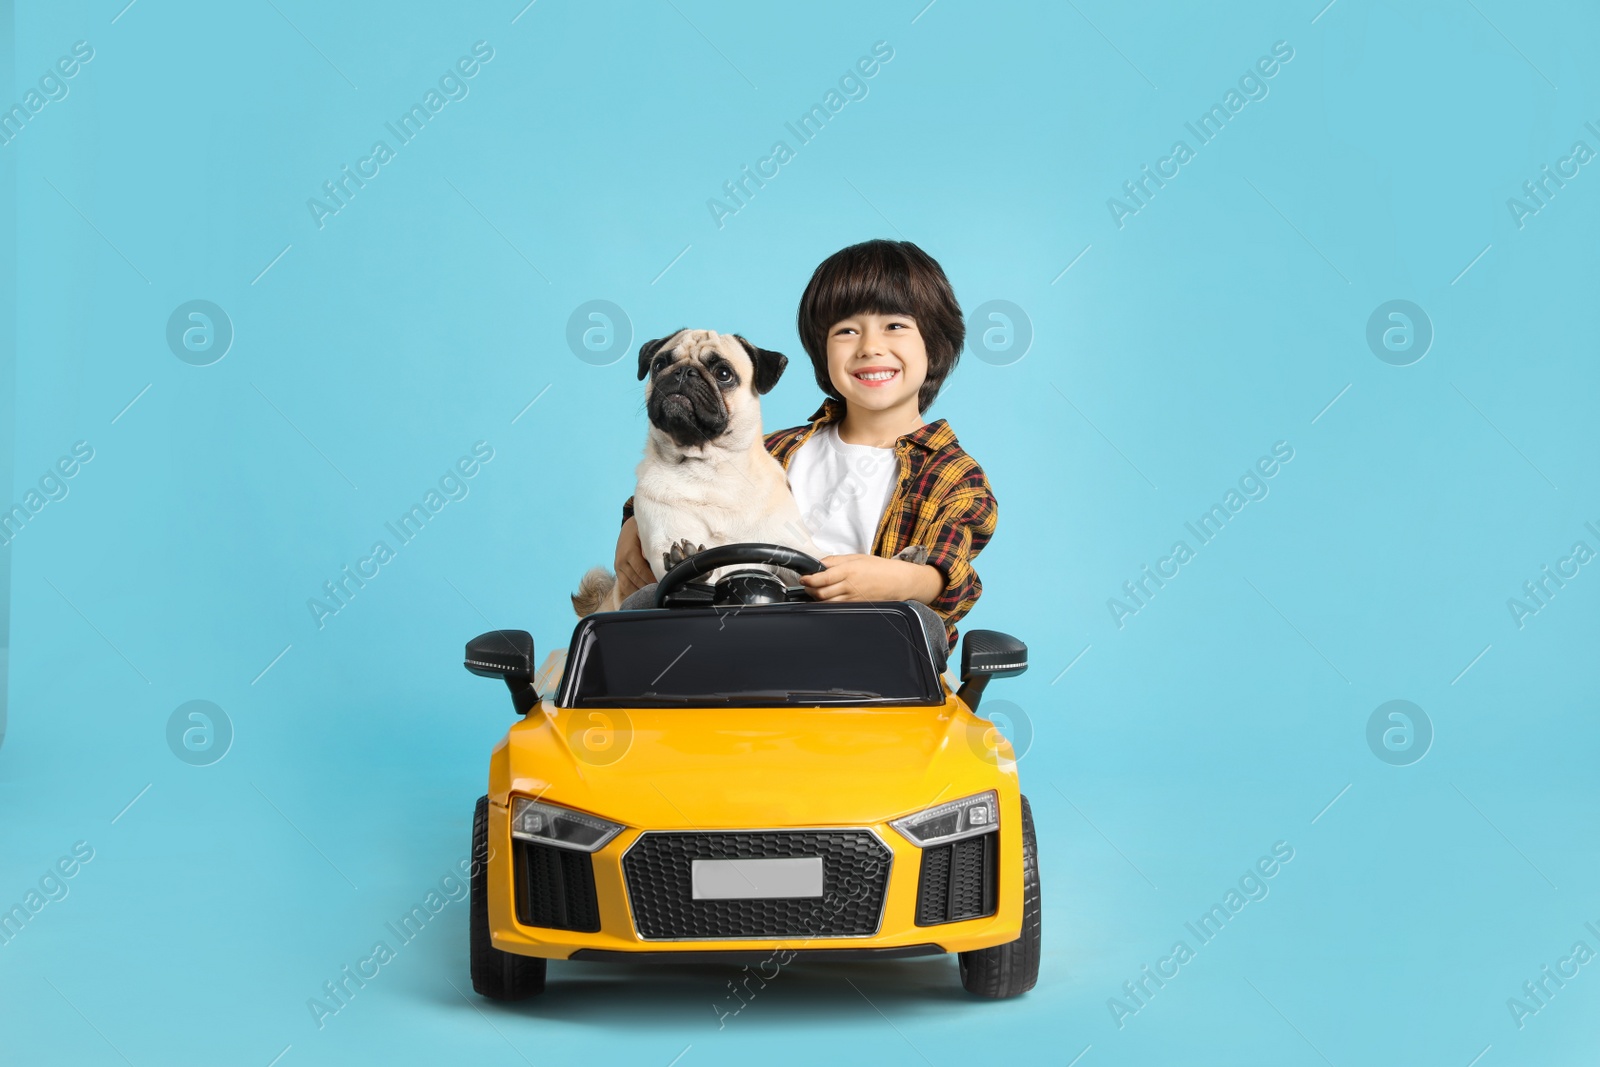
top-left (463, 543), bottom-right (1038, 999)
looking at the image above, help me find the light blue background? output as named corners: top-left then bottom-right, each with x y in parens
top-left (3, 1), bottom-right (1598, 1064)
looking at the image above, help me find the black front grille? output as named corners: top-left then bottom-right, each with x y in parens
top-left (915, 832), bottom-right (998, 925)
top-left (514, 840), bottom-right (601, 932)
top-left (623, 831), bottom-right (891, 939)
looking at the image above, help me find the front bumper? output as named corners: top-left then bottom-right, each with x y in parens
top-left (485, 798), bottom-right (1025, 959)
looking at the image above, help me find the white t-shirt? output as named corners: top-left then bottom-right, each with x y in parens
top-left (785, 422), bottom-right (899, 556)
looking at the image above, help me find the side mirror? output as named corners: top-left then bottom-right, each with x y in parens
top-left (465, 630), bottom-right (538, 716)
top-left (955, 629), bottom-right (1027, 713)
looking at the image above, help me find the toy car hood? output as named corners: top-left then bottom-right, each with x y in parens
top-left (490, 701), bottom-right (1015, 829)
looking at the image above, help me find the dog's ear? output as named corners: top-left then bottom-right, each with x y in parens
top-left (637, 328), bottom-right (689, 381)
top-left (733, 335), bottom-right (788, 395)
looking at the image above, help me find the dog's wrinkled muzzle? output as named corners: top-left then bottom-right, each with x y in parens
top-left (649, 366), bottom-right (728, 446)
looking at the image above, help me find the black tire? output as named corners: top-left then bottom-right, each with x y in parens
top-left (470, 795), bottom-right (547, 999)
top-left (958, 793), bottom-right (1041, 998)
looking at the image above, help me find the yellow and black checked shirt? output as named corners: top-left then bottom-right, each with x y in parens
top-left (623, 396), bottom-right (999, 651)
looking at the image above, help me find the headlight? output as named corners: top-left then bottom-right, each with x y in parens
top-left (509, 796), bottom-right (623, 852)
top-left (890, 790), bottom-right (998, 847)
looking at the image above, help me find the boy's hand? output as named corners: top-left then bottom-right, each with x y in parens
top-left (799, 553), bottom-right (945, 605)
top-left (614, 515), bottom-right (653, 601)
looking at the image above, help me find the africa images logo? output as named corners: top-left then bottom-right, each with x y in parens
top-left (306, 442), bottom-right (494, 629)
top-left (306, 41), bottom-right (495, 230)
top-left (1107, 442), bottom-right (1294, 629)
top-left (705, 40), bottom-right (894, 229)
top-left (1106, 40), bottom-right (1295, 229)
top-left (1107, 841), bottom-right (1295, 1029)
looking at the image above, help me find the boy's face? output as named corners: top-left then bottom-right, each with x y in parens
top-left (825, 311), bottom-right (928, 415)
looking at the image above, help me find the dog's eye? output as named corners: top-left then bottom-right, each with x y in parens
top-left (714, 364), bottom-right (733, 382)
top-left (652, 356), bottom-right (670, 371)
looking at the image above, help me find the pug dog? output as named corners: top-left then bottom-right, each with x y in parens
top-left (571, 328), bottom-right (822, 616)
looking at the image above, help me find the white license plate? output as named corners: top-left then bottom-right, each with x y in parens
top-left (691, 857), bottom-right (824, 900)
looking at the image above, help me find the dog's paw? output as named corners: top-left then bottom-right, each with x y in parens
top-left (893, 544), bottom-right (930, 565)
top-left (663, 538), bottom-right (689, 570)
top-left (663, 537), bottom-right (708, 570)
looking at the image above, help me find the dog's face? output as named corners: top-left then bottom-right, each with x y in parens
top-left (637, 328), bottom-right (788, 451)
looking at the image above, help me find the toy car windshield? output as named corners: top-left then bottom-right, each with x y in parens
top-left (559, 602), bottom-right (946, 708)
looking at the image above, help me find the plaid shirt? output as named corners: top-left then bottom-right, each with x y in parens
top-left (622, 396), bottom-right (998, 651)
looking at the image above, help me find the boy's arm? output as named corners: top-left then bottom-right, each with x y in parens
top-left (796, 467), bottom-right (999, 651)
top-left (615, 496), bottom-right (652, 600)
top-left (920, 472), bottom-right (1000, 631)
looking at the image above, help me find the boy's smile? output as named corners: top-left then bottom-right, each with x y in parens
top-left (827, 311), bottom-right (929, 442)
top-left (851, 367), bottom-right (901, 386)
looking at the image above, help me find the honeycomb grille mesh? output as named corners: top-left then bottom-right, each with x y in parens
top-left (623, 831), bottom-right (891, 939)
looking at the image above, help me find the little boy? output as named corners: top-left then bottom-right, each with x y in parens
top-left (613, 239), bottom-right (998, 653)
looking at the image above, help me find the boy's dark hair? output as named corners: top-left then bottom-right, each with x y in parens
top-left (796, 239), bottom-right (964, 413)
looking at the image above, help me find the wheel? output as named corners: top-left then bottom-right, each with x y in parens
top-left (470, 795), bottom-right (547, 999)
top-left (958, 793), bottom-right (1040, 998)
top-left (653, 541), bottom-right (825, 607)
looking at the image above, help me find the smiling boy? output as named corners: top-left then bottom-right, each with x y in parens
top-left (615, 239), bottom-right (998, 652)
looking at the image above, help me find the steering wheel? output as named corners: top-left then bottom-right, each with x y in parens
top-left (654, 542), bottom-right (826, 609)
